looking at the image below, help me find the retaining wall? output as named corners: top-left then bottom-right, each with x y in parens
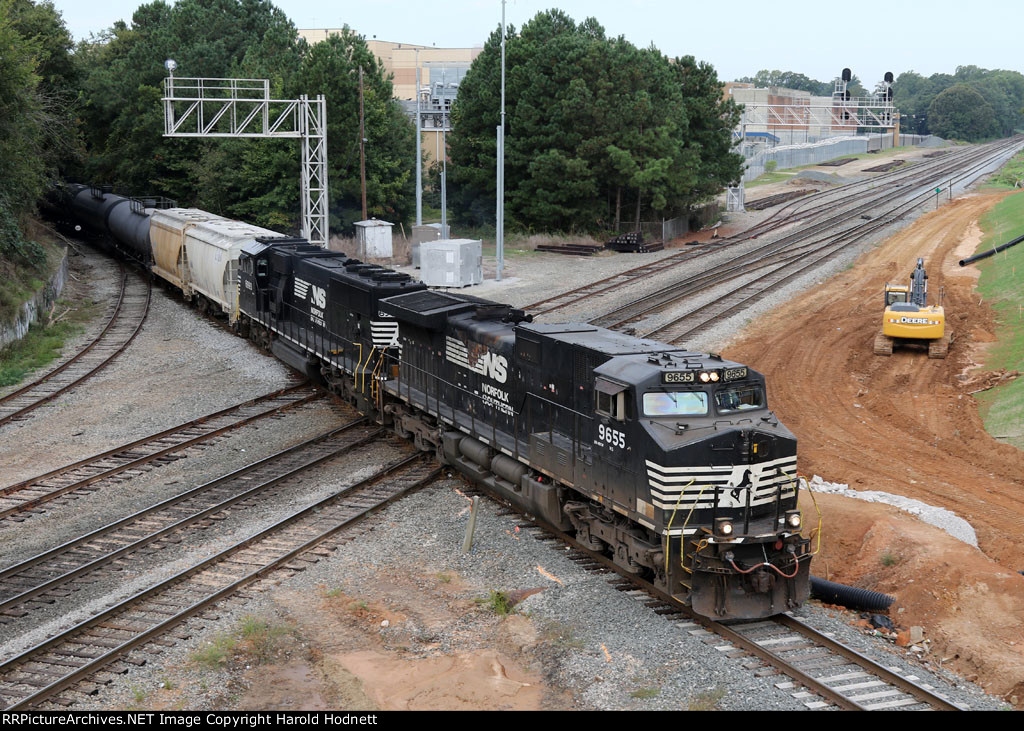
top-left (0, 248), bottom-right (69, 351)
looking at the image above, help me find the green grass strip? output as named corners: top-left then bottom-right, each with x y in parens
top-left (973, 188), bottom-right (1024, 449)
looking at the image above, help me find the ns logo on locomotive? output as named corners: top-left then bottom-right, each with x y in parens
top-left (56, 183), bottom-right (812, 620)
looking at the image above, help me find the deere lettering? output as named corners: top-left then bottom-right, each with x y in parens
top-left (890, 317), bottom-right (938, 325)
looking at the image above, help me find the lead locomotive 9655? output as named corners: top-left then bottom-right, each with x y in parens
top-left (60, 186), bottom-right (812, 619)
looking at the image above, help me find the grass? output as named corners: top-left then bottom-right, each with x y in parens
top-left (238, 615), bottom-right (290, 664)
top-left (190, 633), bottom-right (237, 669)
top-left (630, 687), bottom-right (660, 699)
top-left (745, 171), bottom-right (797, 188)
top-left (688, 686), bottom-right (726, 711)
top-left (880, 550), bottom-right (899, 567)
top-left (972, 188), bottom-right (1024, 450)
top-left (476, 590), bottom-right (514, 616)
top-left (0, 293), bottom-right (102, 388)
top-left (983, 150), bottom-right (1024, 190)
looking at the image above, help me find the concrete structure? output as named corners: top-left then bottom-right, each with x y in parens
top-left (354, 219), bottom-right (395, 259)
top-left (420, 239), bottom-right (482, 288)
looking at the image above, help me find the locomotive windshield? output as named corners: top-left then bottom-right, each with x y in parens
top-left (714, 385), bottom-right (765, 413)
top-left (643, 391), bottom-right (708, 416)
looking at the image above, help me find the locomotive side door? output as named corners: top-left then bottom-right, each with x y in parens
top-left (592, 377), bottom-right (635, 509)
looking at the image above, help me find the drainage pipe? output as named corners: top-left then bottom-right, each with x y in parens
top-left (959, 232), bottom-right (1024, 266)
top-left (809, 575), bottom-right (894, 612)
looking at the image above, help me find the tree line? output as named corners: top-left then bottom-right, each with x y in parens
top-left (0, 0), bottom-right (79, 270)
top-left (895, 66), bottom-right (1024, 142)
top-left (735, 69), bottom-right (868, 98)
top-left (75, 0), bottom-right (416, 234)
top-left (449, 10), bottom-right (743, 232)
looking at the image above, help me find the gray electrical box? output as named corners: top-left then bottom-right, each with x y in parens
top-left (420, 239), bottom-right (483, 288)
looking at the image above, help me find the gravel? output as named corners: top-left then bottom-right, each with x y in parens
top-left (4, 146), bottom-right (1018, 710)
top-left (0, 436), bottom-right (411, 657)
top-left (1, 261), bottom-right (297, 486)
top-left (805, 475), bottom-right (979, 547)
top-left (54, 478), bottom-right (1007, 711)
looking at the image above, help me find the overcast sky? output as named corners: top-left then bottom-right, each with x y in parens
top-left (52, 0), bottom-right (1024, 87)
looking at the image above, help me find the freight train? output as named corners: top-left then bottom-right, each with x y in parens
top-left (55, 183), bottom-right (812, 619)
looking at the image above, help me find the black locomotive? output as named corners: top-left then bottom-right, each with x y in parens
top-left (60, 187), bottom-right (812, 619)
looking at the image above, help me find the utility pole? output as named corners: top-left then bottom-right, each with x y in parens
top-left (359, 67), bottom-right (368, 221)
top-left (441, 125), bottom-right (447, 237)
top-left (415, 49), bottom-right (422, 227)
top-left (496, 0), bottom-right (506, 281)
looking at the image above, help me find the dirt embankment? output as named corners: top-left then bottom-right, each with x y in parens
top-left (727, 191), bottom-right (1024, 702)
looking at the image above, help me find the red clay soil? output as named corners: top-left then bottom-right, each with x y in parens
top-left (726, 191), bottom-right (1024, 704)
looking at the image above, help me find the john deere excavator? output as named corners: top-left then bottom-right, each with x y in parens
top-left (874, 258), bottom-right (952, 358)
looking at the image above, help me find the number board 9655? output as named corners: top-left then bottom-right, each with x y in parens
top-left (662, 371), bottom-right (695, 384)
top-left (723, 367), bottom-right (748, 381)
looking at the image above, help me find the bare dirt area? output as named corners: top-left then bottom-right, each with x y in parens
top-left (727, 190), bottom-right (1024, 703)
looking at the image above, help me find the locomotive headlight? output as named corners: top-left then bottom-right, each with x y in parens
top-left (709, 371), bottom-right (720, 382)
top-left (785, 510), bottom-right (802, 530)
top-left (714, 517), bottom-right (735, 538)
top-left (699, 372), bottom-right (711, 383)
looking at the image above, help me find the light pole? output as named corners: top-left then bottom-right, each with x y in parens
top-left (495, 0), bottom-right (506, 281)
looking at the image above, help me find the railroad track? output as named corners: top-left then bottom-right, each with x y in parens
top-left (0, 383), bottom-right (322, 525)
top-left (477, 486), bottom-right (964, 711)
top-left (524, 138), bottom-right (1021, 320)
top-left (0, 418), bottom-right (383, 624)
top-left (605, 137), bottom-right (1024, 340)
top-left (0, 452), bottom-right (439, 709)
top-left (0, 265), bottom-right (152, 428)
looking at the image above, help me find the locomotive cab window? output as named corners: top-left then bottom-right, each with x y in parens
top-left (643, 390), bottom-right (708, 416)
top-left (256, 259), bottom-right (268, 279)
top-left (594, 378), bottom-right (627, 421)
top-left (714, 385), bottom-right (765, 413)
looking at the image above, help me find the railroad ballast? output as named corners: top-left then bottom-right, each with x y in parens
top-left (58, 183), bottom-right (812, 620)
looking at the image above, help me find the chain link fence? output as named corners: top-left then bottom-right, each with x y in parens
top-left (741, 133), bottom-right (940, 182)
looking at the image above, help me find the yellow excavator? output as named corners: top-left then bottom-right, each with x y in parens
top-left (874, 258), bottom-right (952, 359)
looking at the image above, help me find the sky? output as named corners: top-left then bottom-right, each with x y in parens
top-left (51, 0), bottom-right (1024, 87)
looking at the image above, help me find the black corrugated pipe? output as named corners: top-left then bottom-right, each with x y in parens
top-left (810, 575), bottom-right (894, 612)
top-left (959, 232), bottom-right (1024, 266)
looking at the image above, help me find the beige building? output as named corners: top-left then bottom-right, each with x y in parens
top-left (298, 31), bottom-right (482, 163)
top-left (297, 32), bottom-right (482, 100)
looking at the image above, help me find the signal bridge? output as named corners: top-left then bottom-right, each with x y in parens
top-left (161, 75), bottom-right (328, 248)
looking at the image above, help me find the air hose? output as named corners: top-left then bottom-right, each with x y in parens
top-left (810, 575), bottom-right (893, 612)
